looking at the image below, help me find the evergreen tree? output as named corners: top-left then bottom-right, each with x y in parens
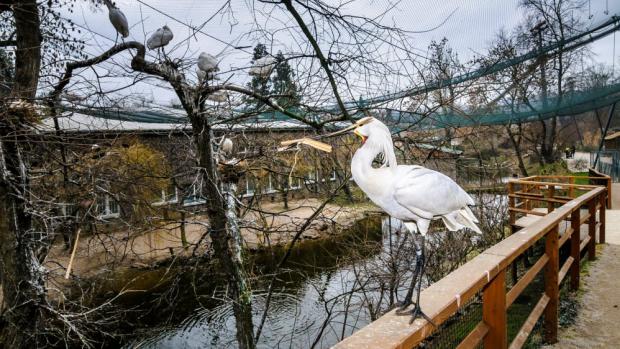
top-left (246, 43), bottom-right (271, 109)
top-left (245, 45), bottom-right (300, 114)
top-left (272, 51), bottom-right (300, 109)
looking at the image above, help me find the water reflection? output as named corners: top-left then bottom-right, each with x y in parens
top-left (125, 194), bottom-right (506, 348)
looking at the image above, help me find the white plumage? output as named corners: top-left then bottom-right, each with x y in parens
top-left (346, 116), bottom-right (481, 322)
top-left (147, 25), bottom-right (173, 50)
top-left (249, 56), bottom-right (277, 77)
top-left (196, 68), bottom-right (218, 82)
top-left (350, 117), bottom-right (481, 236)
top-left (207, 91), bottom-right (229, 102)
top-left (221, 138), bottom-right (233, 155)
top-left (104, 1), bottom-right (129, 38)
top-left (197, 52), bottom-right (219, 72)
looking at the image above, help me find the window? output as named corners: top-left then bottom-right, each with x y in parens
top-left (154, 185), bottom-right (179, 206)
top-left (183, 184), bottom-right (206, 207)
top-left (330, 170), bottom-right (337, 181)
top-left (288, 175), bottom-right (301, 190)
top-left (97, 195), bottom-right (120, 219)
top-left (264, 174), bottom-right (277, 194)
top-left (245, 178), bottom-right (256, 196)
top-left (307, 170), bottom-right (318, 183)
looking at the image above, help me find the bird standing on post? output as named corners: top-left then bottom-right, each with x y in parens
top-left (103, 0), bottom-right (129, 43)
top-left (325, 117), bottom-right (482, 323)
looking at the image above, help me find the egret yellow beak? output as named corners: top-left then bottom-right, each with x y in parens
top-left (353, 128), bottom-right (367, 144)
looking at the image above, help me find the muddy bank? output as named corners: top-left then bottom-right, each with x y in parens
top-left (44, 198), bottom-right (375, 281)
top-left (64, 214), bottom-right (384, 348)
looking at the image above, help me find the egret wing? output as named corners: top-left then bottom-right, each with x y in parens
top-left (392, 165), bottom-right (473, 218)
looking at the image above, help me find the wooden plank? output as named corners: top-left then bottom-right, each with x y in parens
top-left (544, 225), bottom-right (559, 344)
top-left (513, 191), bottom-right (543, 197)
top-left (558, 227), bottom-right (573, 248)
top-left (599, 193), bottom-right (606, 243)
top-left (588, 168), bottom-right (612, 208)
top-left (456, 321), bottom-right (489, 349)
top-left (506, 254), bottom-right (548, 308)
top-left (509, 182), bottom-right (516, 226)
top-left (547, 185), bottom-right (555, 213)
top-left (558, 257), bottom-right (574, 286)
top-left (509, 179), bottom-right (600, 189)
top-left (580, 235), bottom-right (591, 252)
top-left (483, 270), bottom-right (507, 349)
top-left (509, 194), bottom-right (569, 204)
top-left (509, 207), bottom-right (547, 216)
top-left (579, 213), bottom-right (591, 225)
top-left (570, 209), bottom-right (581, 290)
top-left (508, 294), bottom-right (550, 349)
top-left (588, 200), bottom-right (596, 261)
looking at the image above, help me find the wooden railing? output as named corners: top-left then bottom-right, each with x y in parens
top-left (334, 174), bottom-right (609, 349)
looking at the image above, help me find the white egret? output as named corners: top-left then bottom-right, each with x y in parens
top-left (249, 56), bottom-right (277, 77)
top-left (147, 25), bottom-right (173, 50)
top-left (103, 0), bottom-right (129, 41)
top-left (197, 52), bottom-right (219, 72)
top-left (221, 138), bottom-right (233, 155)
top-left (328, 117), bottom-right (482, 323)
top-left (196, 68), bottom-right (206, 81)
top-left (196, 68), bottom-right (219, 83)
top-left (207, 91), bottom-right (229, 103)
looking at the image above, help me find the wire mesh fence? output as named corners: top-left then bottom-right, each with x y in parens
top-left (415, 233), bottom-right (587, 349)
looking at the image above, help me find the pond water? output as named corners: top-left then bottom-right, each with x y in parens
top-left (110, 215), bottom-right (395, 349)
top-left (87, 194), bottom-right (506, 349)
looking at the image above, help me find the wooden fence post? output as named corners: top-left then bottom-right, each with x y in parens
top-left (607, 177), bottom-right (612, 209)
top-left (508, 182), bottom-right (515, 227)
top-left (547, 185), bottom-right (555, 213)
top-left (568, 177), bottom-right (575, 198)
top-left (544, 225), bottom-right (559, 344)
top-left (588, 200), bottom-right (596, 261)
top-left (570, 209), bottom-right (581, 291)
top-left (599, 193), bottom-right (606, 244)
top-left (483, 269), bottom-right (507, 349)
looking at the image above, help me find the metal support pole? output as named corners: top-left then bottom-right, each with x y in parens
top-left (594, 102), bottom-right (616, 168)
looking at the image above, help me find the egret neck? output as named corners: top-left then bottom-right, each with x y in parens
top-left (351, 134), bottom-right (397, 200)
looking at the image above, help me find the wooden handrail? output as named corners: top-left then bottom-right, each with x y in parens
top-left (334, 176), bottom-right (608, 349)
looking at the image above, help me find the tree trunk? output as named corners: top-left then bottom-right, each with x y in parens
top-left (541, 117), bottom-right (557, 164)
top-left (506, 124), bottom-right (529, 177)
top-left (0, 1), bottom-right (46, 346)
top-left (192, 119), bottom-right (255, 349)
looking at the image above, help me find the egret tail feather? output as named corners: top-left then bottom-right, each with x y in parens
top-left (456, 209), bottom-right (483, 234)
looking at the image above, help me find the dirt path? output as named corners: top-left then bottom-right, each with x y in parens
top-left (546, 208), bottom-right (620, 349)
top-left (44, 197), bottom-right (374, 279)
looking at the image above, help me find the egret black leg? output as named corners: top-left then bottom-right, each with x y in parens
top-left (396, 230), bottom-right (421, 311)
top-left (397, 234), bottom-right (436, 326)
top-left (397, 249), bottom-right (420, 311)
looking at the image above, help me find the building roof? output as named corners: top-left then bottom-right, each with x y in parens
top-left (38, 111), bottom-right (311, 134)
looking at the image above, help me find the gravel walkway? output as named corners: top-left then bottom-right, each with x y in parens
top-left (546, 207), bottom-right (620, 348)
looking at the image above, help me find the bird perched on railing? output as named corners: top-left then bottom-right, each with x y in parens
top-left (249, 56), bottom-right (277, 78)
top-left (103, 0), bottom-right (129, 41)
top-left (324, 116), bottom-right (482, 323)
top-left (147, 25), bottom-right (173, 50)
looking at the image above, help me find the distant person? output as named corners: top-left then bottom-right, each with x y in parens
top-left (571, 145), bottom-right (576, 158)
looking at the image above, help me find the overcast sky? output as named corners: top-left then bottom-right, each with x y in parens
top-left (59, 0), bottom-right (620, 107)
